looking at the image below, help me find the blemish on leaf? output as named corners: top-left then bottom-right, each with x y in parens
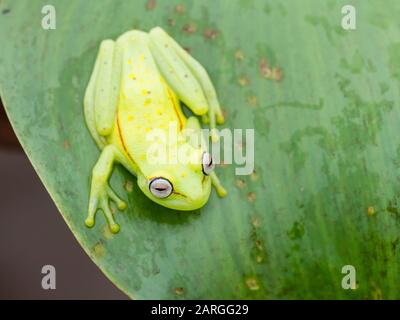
top-left (174, 287), bottom-right (184, 295)
top-left (247, 192), bottom-right (256, 202)
top-left (2, 8), bottom-right (10, 15)
top-left (247, 95), bottom-right (257, 107)
top-left (238, 74), bottom-right (250, 86)
top-left (234, 49), bottom-right (245, 61)
top-left (256, 255), bottom-right (264, 263)
top-left (93, 241), bottom-right (105, 258)
top-left (251, 215), bottom-right (261, 228)
top-left (182, 23), bottom-right (197, 34)
top-left (259, 58), bottom-right (283, 81)
top-left (203, 28), bottom-right (219, 40)
top-left (245, 277), bottom-right (260, 291)
top-left (63, 140), bottom-right (70, 149)
top-left (145, 0), bottom-right (156, 10)
top-left (235, 179), bottom-right (246, 189)
top-left (124, 180), bottom-right (134, 192)
top-left (175, 4), bottom-right (185, 14)
top-left (367, 206), bottom-right (375, 217)
top-left (102, 225), bottom-right (114, 240)
top-left (250, 170), bottom-right (258, 181)
top-left (167, 18), bottom-right (176, 26)
top-left (255, 239), bottom-right (263, 251)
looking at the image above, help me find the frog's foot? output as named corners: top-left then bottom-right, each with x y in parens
top-left (85, 185), bottom-right (126, 234)
top-left (210, 171), bottom-right (227, 197)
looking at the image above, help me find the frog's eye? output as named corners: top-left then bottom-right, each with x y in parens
top-left (202, 152), bottom-right (215, 175)
top-left (149, 177), bottom-right (173, 198)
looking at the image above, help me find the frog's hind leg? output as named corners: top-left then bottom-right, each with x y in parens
top-left (84, 39), bottom-right (123, 148)
top-left (84, 45), bottom-right (105, 148)
top-left (185, 117), bottom-right (227, 197)
top-left (148, 27), bottom-right (224, 136)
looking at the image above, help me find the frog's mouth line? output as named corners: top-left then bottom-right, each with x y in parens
top-left (173, 191), bottom-right (186, 197)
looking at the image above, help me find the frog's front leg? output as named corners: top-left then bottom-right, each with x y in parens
top-left (85, 145), bottom-right (128, 234)
top-left (149, 27), bottom-right (224, 137)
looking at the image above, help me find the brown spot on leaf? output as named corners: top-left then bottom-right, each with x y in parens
top-left (251, 215), bottom-right (261, 228)
top-left (183, 47), bottom-right (191, 54)
top-left (167, 18), bottom-right (176, 26)
top-left (124, 180), bottom-right (134, 192)
top-left (203, 28), bottom-right (219, 40)
top-left (271, 67), bottom-right (283, 81)
top-left (247, 192), bottom-right (256, 202)
top-left (174, 287), bottom-right (184, 295)
top-left (145, 0), bottom-right (156, 10)
top-left (93, 241), bottom-right (105, 258)
top-left (234, 49), bottom-right (245, 61)
top-left (367, 206), bottom-right (375, 217)
top-left (63, 140), bottom-right (70, 149)
top-left (247, 95), bottom-right (257, 107)
top-left (255, 239), bottom-right (263, 251)
top-left (236, 179), bottom-right (246, 189)
top-left (250, 170), bottom-right (258, 181)
top-left (245, 277), bottom-right (260, 291)
top-left (238, 74), bottom-right (250, 86)
top-left (182, 23), bottom-right (197, 34)
top-left (259, 58), bottom-right (283, 81)
top-left (175, 4), bottom-right (185, 14)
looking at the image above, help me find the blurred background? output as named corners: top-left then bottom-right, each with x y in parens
top-left (0, 98), bottom-right (127, 299)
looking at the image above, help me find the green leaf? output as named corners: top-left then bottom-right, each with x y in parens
top-left (1, 0), bottom-right (399, 299)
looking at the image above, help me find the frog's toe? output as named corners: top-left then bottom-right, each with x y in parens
top-left (216, 113), bottom-right (225, 125)
top-left (106, 185), bottom-right (127, 210)
top-left (118, 201), bottom-right (127, 210)
top-left (85, 217), bottom-right (95, 228)
top-left (216, 186), bottom-right (228, 198)
top-left (100, 199), bottom-right (120, 233)
top-left (201, 114), bottom-right (210, 124)
top-left (110, 223), bottom-right (120, 234)
top-left (210, 129), bottom-right (219, 143)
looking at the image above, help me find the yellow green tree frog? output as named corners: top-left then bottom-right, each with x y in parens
top-left (84, 27), bottom-right (226, 233)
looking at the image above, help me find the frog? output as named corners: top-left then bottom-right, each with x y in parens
top-left (83, 27), bottom-right (227, 234)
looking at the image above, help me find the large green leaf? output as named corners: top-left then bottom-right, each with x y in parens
top-left (1, 0), bottom-right (399, 299)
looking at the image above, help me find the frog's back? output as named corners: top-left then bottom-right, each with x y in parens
top-left (109, 31), bottom-right (186, 168)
